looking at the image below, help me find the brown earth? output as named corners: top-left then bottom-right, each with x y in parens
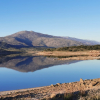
top-left (1, 78), bottom-right (100, 100)
top-left (37, 50), bottom-right (100, 56)
top-left (36, 50), bottom-right (100, 60)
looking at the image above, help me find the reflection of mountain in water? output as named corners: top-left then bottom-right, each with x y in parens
top-left (0, 55), bottom-right (81, 72)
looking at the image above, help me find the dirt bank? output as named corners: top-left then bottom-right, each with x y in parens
top-left (36, 50), bottom-right (100, 60)
top-left (37, 50), bottom-right (100, 56)
top-left (1, 78), bottom-right (100, 100)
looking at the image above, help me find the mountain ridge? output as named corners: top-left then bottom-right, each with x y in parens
top-left (0, 31), bottom-right (100, 48)
top-left (63, 36), bottom-right (100, 45)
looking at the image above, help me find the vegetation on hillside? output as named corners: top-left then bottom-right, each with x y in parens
top-left (0, 41), bottom-right (11, 49)
top-left (44, 45), bottom-right (100, 51)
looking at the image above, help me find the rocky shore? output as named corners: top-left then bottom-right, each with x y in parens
top-left (1, 78), bottom-right (100, 100)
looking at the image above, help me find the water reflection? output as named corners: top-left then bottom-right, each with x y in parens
top-left (0, 55), bottom-right (80, 72)
top-left (1, 55), bottom-right (100, 91)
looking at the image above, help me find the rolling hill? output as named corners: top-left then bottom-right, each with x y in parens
top-left (0, 31), bottom-right (100, 48)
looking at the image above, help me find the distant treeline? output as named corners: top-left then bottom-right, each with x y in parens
top-left (45, 45), bottom-right (100, 51)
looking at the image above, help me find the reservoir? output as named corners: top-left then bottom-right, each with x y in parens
top-left (0, 55), bottom-right (100, 91)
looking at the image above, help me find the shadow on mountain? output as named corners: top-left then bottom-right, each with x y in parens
top-left (15, 37), bottom-right (33, 47)
top-left (0, 55), bottom-right (82, 72)
top-left (16, 57), bottom-right (33, 66)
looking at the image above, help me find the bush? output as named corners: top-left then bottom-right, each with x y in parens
top-left (44, 45), bottom-right (100, 52)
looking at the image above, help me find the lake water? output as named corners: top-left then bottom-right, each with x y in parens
top-left (0, 55), bottom-right (100, 91)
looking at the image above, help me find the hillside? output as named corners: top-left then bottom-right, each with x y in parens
top-left (64, 37), bottom-right (100, 45)
top-left (0, 31), bottom-right (100, 48)
top-left (0, 41), bottom-right (11, 48)
top-left (0, 48), bottom-right (21, 55)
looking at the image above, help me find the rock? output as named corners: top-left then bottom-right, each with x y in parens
top-left (56, 83), bottom-right (61, 86)
top-left (91, 82), bottom-right (98, 86)
top-left (50, 93), bottom-right (56, 98)
top-left (80, 78), bottom-right (84, 83)
top-left (89, 83), bottom-right (93, 88)
top-left (51, 84), bottom-right (54, 87)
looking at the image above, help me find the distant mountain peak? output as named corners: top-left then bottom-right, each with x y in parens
top-left (0, 30), bottom-right (100, 48)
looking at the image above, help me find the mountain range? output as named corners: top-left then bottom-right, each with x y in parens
top-left (0, 31), bottom-right (100, 48)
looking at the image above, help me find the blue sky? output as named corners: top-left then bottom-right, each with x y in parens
top-left (0, 0), bottom-right (100, 41)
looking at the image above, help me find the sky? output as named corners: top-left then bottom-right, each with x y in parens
top-left (0, 0), bottom-right (100, 41)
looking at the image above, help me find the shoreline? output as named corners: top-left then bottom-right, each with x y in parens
top-left (1, 50), bottom-right (100, 99)
top-left (36, 50), bottom-right (100, 56)
top-left (1, 78), bottom-right (100, 99)
top-left (36, 50), bottom-right (100, 60)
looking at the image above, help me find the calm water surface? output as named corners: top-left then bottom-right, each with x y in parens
top-left (0, 56), bottom-right (100, 91)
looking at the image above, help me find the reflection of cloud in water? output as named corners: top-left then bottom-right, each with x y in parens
top-left (0, 55), bottom-right (81, 72)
